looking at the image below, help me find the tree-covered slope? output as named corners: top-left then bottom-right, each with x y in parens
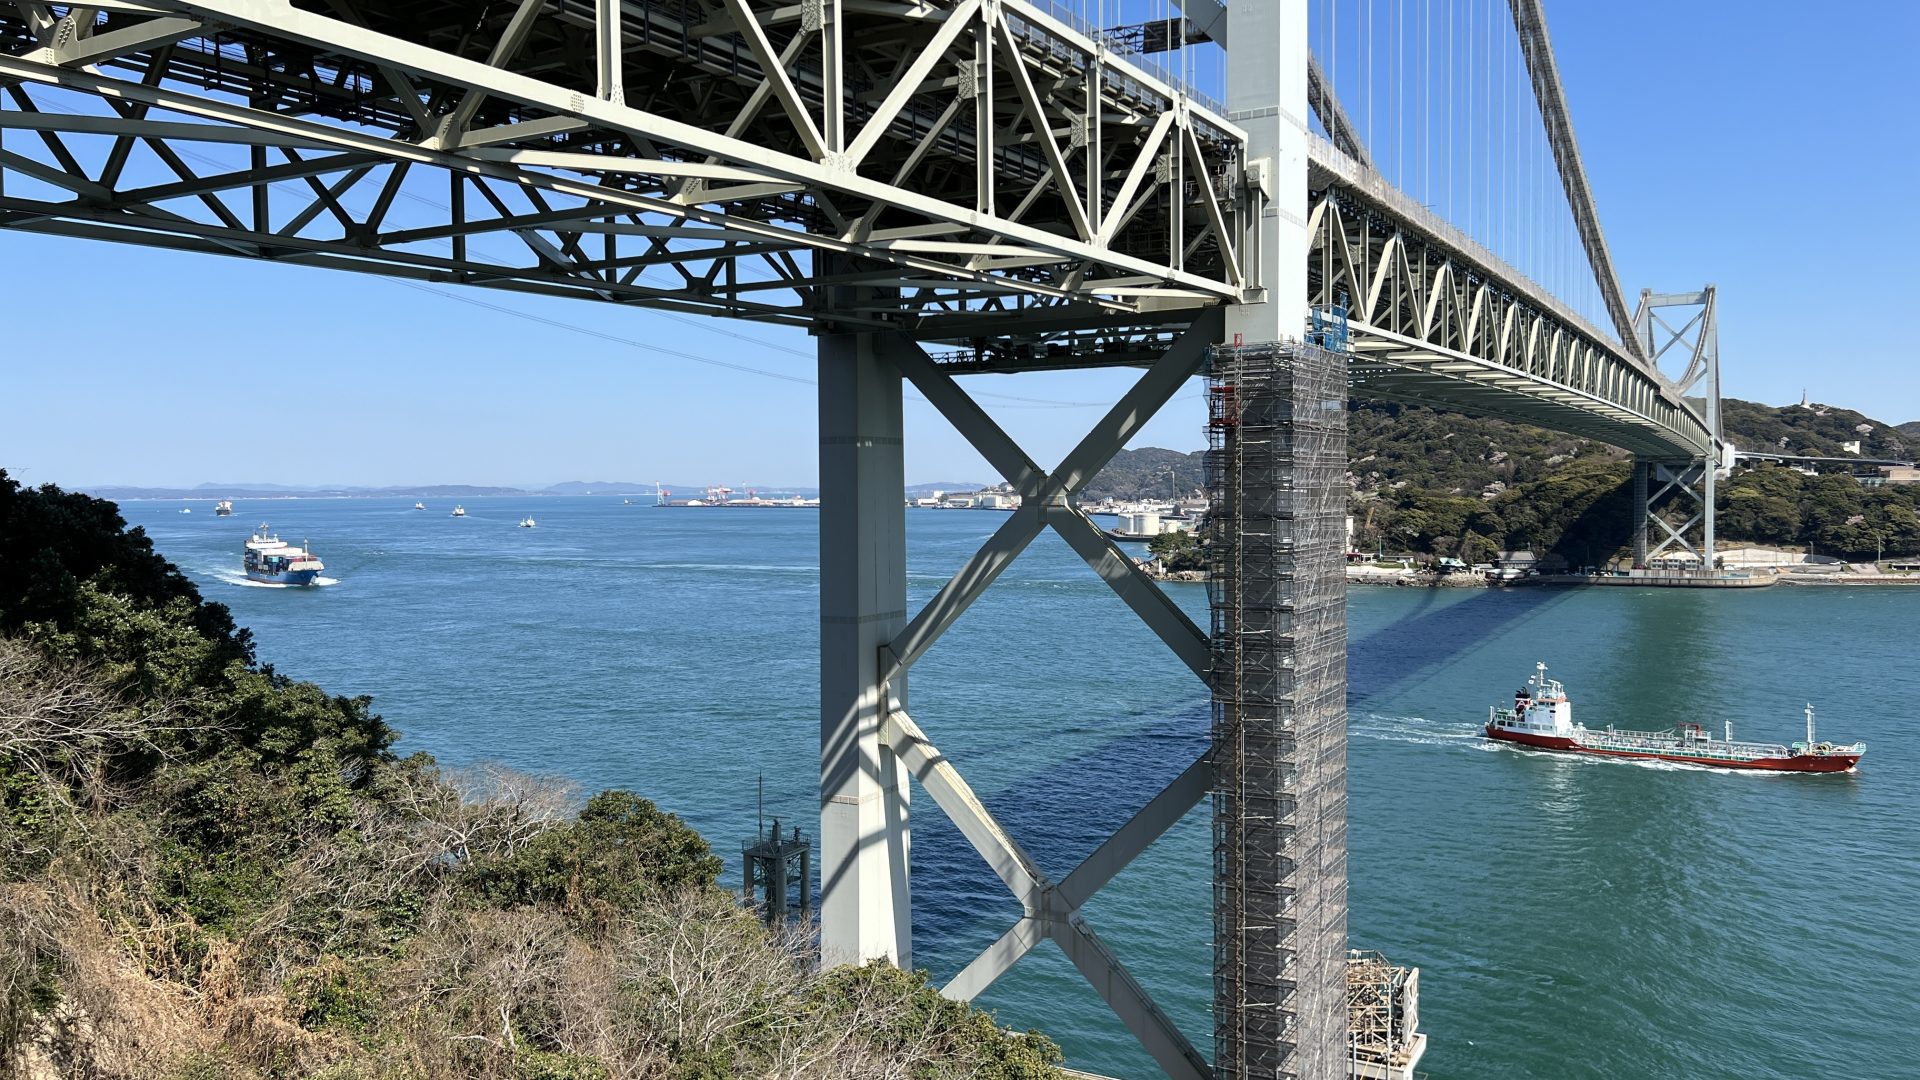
top-left (1720, 399), bottom-right (1912, 458)
top-left (1343, 402), bottom-right (1632, 563)
top-left (1345, 398), bottom-right (1920, 561)
top-left (1086, 397), bottom-right (1920, 562)
top-left (1076, 446), bottom-right (1206, 501)
top-left (0, 470), bottom-right (1063, 1080)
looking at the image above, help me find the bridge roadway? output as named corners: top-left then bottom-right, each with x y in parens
top-left (0, 0), bottom-right (1713, 461)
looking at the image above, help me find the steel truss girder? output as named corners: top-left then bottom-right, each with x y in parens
top-left (0, 3), bottom-right (1728, 472)
top-left (863, 311), bottom-right (1221, 1080)
top-left (1305, 180), bottom-right (1716, 460)
top-left (0, 0), bottom-right (1250, 325)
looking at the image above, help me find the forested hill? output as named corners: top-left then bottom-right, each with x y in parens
top-left (1085, 397), bottom-right (1920, 562)
top-left (1081, 400), bottom-right (1626, 505)
top-left (1721, 399), bottom-right (1914, 459)
top-left (1076, 446), bottom-right (1208, 501)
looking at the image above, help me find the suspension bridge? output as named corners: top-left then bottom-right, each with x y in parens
top-left (0, 1), bottom-right (1725, 1075)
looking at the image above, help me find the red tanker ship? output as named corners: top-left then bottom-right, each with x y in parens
top-left (1485, 663), bottom-right (1864, 773)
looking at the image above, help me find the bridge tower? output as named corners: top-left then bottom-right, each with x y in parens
top-left (1630, 288), bottom-right (1725, 571)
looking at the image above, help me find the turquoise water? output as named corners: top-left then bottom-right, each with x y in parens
top-left (125, 498), bottom-right (1917, 1079)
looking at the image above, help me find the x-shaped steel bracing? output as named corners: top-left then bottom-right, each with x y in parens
top-left (872, 310), bottom-right (1223, 1080)
top-left (1645, 461), bottom-right (1708, 562)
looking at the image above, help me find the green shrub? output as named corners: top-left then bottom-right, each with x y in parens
top-left (809, 962), bottom-right (1064, 1079)
top-left (464, 790), bottom-right (721, 914)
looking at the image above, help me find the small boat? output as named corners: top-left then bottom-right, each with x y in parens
top-left (518, 516), bottom-right (537, 528)
top-left (450, 505), bottom-right (466, 517)
top-left (243, 524), bottom-right (325, 586)
top-left (214, 499), bottom-right (233, 517)
top-left (1485, 663), bottom-right (1864, 773)
top-left (414, 502), bottom-right (427, 511)
top-left (179, 507), bottom-right (192, 514)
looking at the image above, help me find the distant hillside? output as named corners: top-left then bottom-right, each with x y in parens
top-left (1078, 446), bottom-right (1206, 501)
top-left (1348, 396), bottom-right (1920, 560)
top-left (88, 483), bottom-right (529, 500)
top-left (1343, 401), bottom-right (1631, 562)
top-left (1083, 397), bottom-right (1920, 562)
top-left (903, 480), bottom-right (979, 494)
top-left (1721, 400), bottom-right (1912, 459)
top-left (86, 481), bottom-right (785, 500)
top-left (541, 480), bottom-right (657, 495)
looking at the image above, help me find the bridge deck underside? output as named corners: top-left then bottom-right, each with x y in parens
top-left (0, 0), bottom-right (1242, 332)
top-left (1349, 353), bottom-right (1684, 457)
top-left (0, 3), bottom-right (1712, 461)
top-left (1305, 140), bottom-right (1713, 461)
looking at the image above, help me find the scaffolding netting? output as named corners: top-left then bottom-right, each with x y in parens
top-left (1207, 342), bottom-right (1349, 1080)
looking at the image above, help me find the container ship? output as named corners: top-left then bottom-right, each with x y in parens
top-left (243, 524), bottom-right (325, 586)
top-left (1486, 663), bottom-right (1863, 772)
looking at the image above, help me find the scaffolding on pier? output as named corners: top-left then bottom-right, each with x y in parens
top-left (1346, 950), bottom-right (1427, 1080)
top-left (1206, 342), bottom-right (1350, 1079)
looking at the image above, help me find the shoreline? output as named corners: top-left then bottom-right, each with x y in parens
top-left (1774, 574), bottom-right (1920, 586)
top-left (1345, 572), bottom-right (1920, 589)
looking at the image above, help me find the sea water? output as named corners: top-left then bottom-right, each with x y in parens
top-left (126, 497), bottom-right (1918, 1080)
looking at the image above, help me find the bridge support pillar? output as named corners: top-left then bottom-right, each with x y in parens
top-left (1703, 460), bottom-right (1717, 571)
top-left (1225, 0), bottom-right (1310, 346)
top-left (1632, 459), bottom-right (1650, 569)
top-left (1208, 342), bottom-right (1349, 1080)
top-left (817, 327), bottom-right (912, 968)
top-left (1640, 460), bottom-right (1717, 573)
top-left (1219, 3), bottom-right (1343, 1077)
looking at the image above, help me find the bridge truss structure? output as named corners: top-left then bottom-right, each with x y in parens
top-left (0, 0), bottom-right (1245, 330)
top-left (0, 1), bottom-right (1726, 1076)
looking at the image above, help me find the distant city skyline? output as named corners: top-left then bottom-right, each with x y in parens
top-left (7, 1), bottom-right (1916, 490)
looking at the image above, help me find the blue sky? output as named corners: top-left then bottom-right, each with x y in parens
top-left (4, 0), bottom-right (1915, 490)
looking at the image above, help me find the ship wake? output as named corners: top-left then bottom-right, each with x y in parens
top-left (1350, 713), bottom-right (1496, 750)
top-left (213, 571), bottom-right (340, 589)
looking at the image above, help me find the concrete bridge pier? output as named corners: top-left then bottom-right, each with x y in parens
top-left (1632, 460), bottom-right (1650, 569)
top-left (816, 323), bottom-right (913, 969)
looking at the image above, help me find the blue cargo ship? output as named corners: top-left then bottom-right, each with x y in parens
top-left (243, 524), bottom-right (325, 586)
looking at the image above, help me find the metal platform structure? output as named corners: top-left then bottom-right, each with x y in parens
top-left (0, 1), bottom-right (1729, 1076)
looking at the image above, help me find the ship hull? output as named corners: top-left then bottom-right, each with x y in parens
top-left (245, 569), bottom-right (321, 587)
top-left (1485, 725), bottom-right (1859, 772)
